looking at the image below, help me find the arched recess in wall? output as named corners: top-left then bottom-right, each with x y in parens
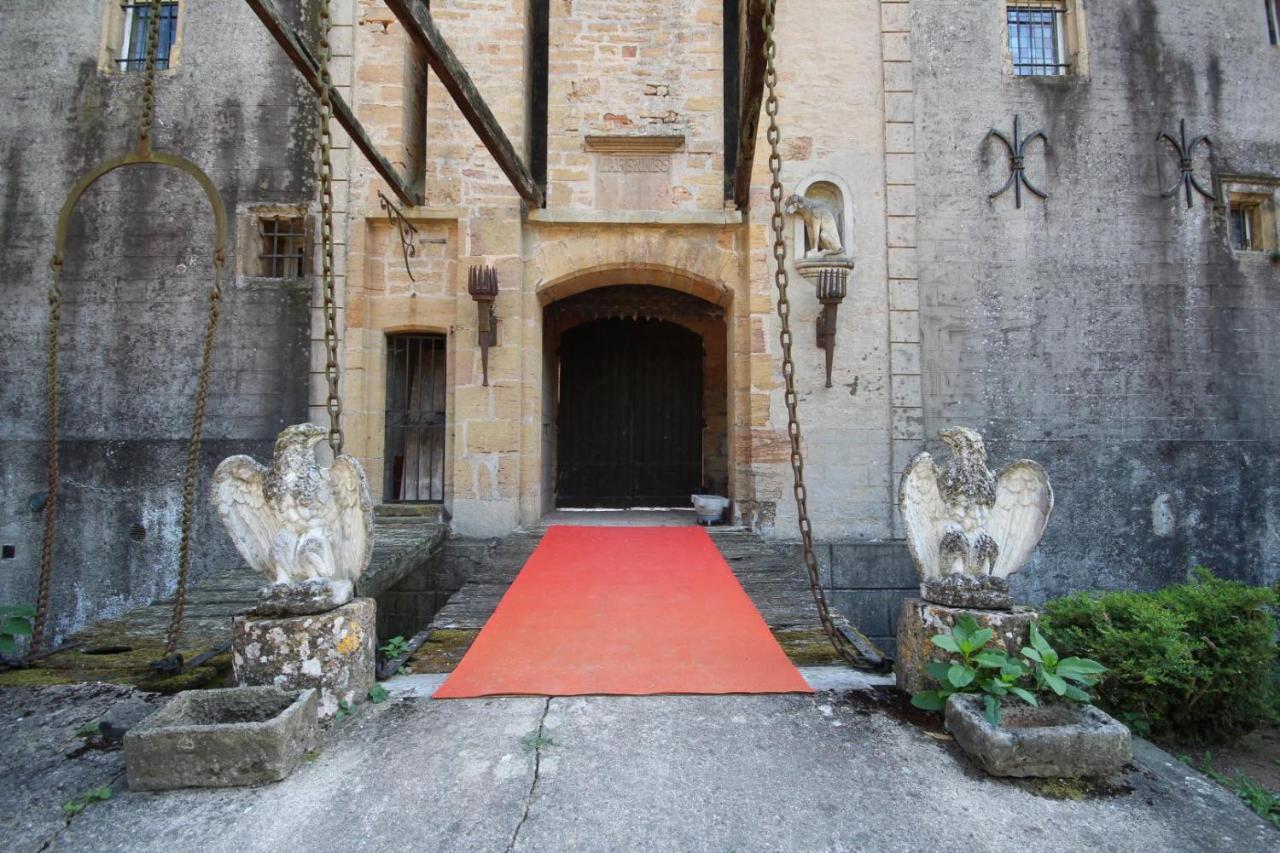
top-left (790, 172), bottom-right (856, 259)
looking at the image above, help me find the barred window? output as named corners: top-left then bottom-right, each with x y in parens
top-left (257, 217), bottom-right (309, 278)
top-left (117, 2), bottom-right (180, 71)
top-left (1007, 3), bottom-right (1069, 76)
top-left (1226, 190), bottom-right (1277, 254)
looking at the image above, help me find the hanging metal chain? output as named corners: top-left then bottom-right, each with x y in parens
top-left (33, 265), bottom-right (63, 657)
top-left (162, 258), bottom-right (225, 658)
top-left (317, 1), bottom-right (344, 455)
top-left (137, 0), bottom-right (163, 153)
top-left (762, 0), bottom-right (880, 669)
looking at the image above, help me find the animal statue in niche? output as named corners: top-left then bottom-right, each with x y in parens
top-left (899, 427), bottom-right (1052, 585)
top-left (784, 193), bottom-right (844, 257)
top-left (213, 423), bottom-right (373, 607)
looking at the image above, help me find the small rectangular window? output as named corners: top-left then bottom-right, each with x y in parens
top-left (118, 2), bottom-right (179, 72)
top-left (1226, 189), bottom-right (1278, 255)
top-left (257, 217), bottom-right (309, 278)
top-left (1230, 204), bottom-right (1259, 251)
top-left (1008, 3), bottom-right (1069, 76)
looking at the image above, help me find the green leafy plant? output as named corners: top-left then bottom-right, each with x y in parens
top-left (1042, 569), bottom-right (1278, 741)
top-left (62, 785), bottom-right (112, 816)
top-left (1023, 624), bottom-right (1108, 702)
top-left (379, 635), bottom-right (410, 660)
top-left (74, 722), bottom-right (102, 738)
top-left (911, 615), bottom-right (1105, 726)
top-left (520, 730), bottom-right (555, 752)
top-left (334, 699), bottom-right (357, 722)
top-left (0, 604), bottom-right (36, 658)
top-left (368, 684), bottom-right (390, 704)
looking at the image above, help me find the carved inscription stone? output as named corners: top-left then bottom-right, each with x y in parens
top-left (595, 154), bottom-right (672, 209)
top-left (587, 135), bottom-right (684, 210)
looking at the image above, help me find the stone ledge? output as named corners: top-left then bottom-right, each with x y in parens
top-left (526, 209), bottom-right (744, 226)
top-left (361, 206), bottom-right (464, 222)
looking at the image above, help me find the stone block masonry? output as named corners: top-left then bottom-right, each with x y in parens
top-left (233, 598), bottom-right (376, 719)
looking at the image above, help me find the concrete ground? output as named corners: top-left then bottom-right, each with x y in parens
top-left (3, 678), bottom-right (1275, 853)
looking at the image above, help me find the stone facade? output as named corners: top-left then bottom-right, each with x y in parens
top-left (3, 1), bottom-right (1278, 646)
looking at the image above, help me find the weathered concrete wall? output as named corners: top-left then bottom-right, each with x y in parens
top-left (0, 1), bottom-right (316, 642)
top-left (910, 0), bottom-right (1280, 599)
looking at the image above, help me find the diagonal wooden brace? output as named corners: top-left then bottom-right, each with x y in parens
top-left (384, 0), bottom-right (545, 209)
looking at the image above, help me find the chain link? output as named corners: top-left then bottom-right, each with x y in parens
top-left (137, 0), bottom-right (163, 152)
top-left (762, 0), bottom-right (874, 669)
top-left (318, 1), bottom-right (344, 455)
top-left (32, 259), bottom-right (63, 657)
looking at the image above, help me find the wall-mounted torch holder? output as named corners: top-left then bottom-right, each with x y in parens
top-left (812, 267), bottom-right (849, 388)
top-left (468, 265), bottom-right (499, 387)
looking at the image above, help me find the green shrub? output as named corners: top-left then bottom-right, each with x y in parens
top-left (1041, 569), bottom-right (1277, 742)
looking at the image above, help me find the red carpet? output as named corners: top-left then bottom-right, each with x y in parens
top-left (433, 526), bottom-right (812, 698)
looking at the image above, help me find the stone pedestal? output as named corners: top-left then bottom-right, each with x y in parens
top-left (895, 598), bottom-right (1039, 694)
top-left (232, 598), bottom-right (376, 719)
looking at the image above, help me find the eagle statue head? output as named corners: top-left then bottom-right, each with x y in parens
top-left (274, 422), bottom-right (328, 457)
top-left (938, 426), bottom-right (987, 465)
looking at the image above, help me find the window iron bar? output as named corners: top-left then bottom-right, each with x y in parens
top-left (257, 217), bottom-right (308, 278)
top-left (119, 2), bottom-right (179, 72)
top-left (1008, 5), bottom-right (1069, 76)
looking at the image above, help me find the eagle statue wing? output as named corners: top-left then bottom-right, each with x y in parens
top-left (212, 455), bottom-right (279, 583)
top-left (899, 451), bottom-right (947, 581)
top-left (327, 453), bottom-right (374, 584)
top-left (988, 460), bottom-right (1053, 578)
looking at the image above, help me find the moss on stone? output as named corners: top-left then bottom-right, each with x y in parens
top-left (406, 629), bottom-right (479, 673)
top-left (774, 629), bottom-right (845, 666)
top-left (8, 621), bottom-right (232, 694)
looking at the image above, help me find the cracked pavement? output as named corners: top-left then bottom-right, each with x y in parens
top-left (3, 683), bottom-right (1277, 852)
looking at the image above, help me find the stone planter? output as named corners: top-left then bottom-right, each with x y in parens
top-left (125, 686), bottom-right (317, 791)
top-left (945, 694), bottom-right (1131, 778)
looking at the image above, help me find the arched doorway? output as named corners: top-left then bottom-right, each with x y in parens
top-left (543, 285), bottom-right (728, 510)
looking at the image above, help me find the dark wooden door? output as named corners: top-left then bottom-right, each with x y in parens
top-left (556, 319), bottom-right (703, 508)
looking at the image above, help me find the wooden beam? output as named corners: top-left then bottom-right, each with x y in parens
top-left (384, 0), bottom-right (545, 209)
top-left (733, 0), bottom-right (768, 210)
top-left (243, 0), bottom-right (423, 207)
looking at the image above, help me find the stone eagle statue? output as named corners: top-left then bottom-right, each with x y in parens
top-left (898, 426), bottom-right (1052, 581)
top-left (212, 423), bottom-right (374, 604)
